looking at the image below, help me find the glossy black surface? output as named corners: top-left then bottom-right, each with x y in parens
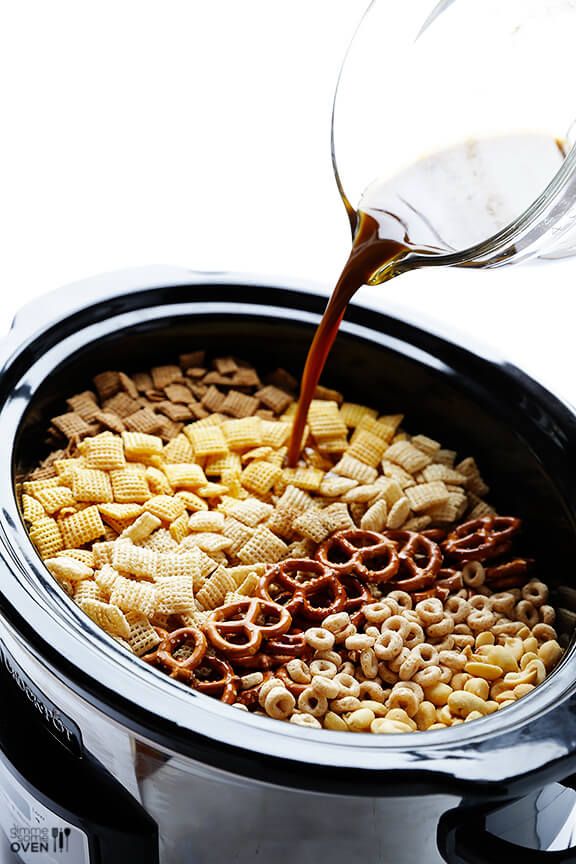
top-left (1, 275), bottom-right (576, 800)
top-left (0, 645), bottom-right (159, 863)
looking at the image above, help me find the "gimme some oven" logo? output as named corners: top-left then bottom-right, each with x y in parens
top-left (9, 825), bottom-right (71, 854)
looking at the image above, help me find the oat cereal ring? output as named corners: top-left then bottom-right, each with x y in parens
top-left (415, 597), bottom-right (444, 626)
top-left (386, 590), bottom-right (413, 611)
top-left (515, 600), bottom-right (540, 628)
top-left (413, 665), bottom-right (443, 687)
top-left (204, 597), bottom-right (292, 657)
top-left (381, 614), bottom-right (411, 640)
top-left (403, 621), bottom-right (425, 650)
top-left (316, 529), bottom-right (399, 584)
top-left (521, 580), bottom-right (549, 607)
top-left (442, 595), bottom-right (469, 625)
top-left (442, 515), bottom-right (521, 563)
top-left (373, 629), bottom-right (404, 661)
top-left (462, 560), bottom-right (485, 588)
top-left (387, 685), bottom-right (421, 717)
top-left (412, 643), bottom-right (439, 667)
top-left (363, 601), bottom-right (393, 625)
top-left (276, 665), bottom-right (310, 697)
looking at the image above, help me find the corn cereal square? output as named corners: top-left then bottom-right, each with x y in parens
top-left (185, 424), bottom-right (229, 458)
top-left (59, 506), bottom-right (105, 548)
top-left (80, 433), bottom-right (126, 470)
top-left (241, 461), bottom-right (282, 496)
top-left (110, 468), bottom-right (151, 504)
top-left (72, 469), bottom-right (113, 504)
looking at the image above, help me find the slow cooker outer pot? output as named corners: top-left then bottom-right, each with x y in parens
top-left (1, 269), bottom-right (576, 861)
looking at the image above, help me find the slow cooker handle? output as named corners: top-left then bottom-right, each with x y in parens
top-left (438, 800), bottom-right (576, 863)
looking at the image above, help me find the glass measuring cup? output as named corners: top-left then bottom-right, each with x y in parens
top-left (331, 0), bottom-right (576, 273)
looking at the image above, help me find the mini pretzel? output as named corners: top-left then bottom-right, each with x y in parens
top-left (422, 528), bottom-right (448, 544)
top-left (436, 568), bottom-right (464, 593)
top-left (485, 557), bottom-right (533, 589)
top-left (340, 572), bottom-right (372, 625)
top-left (232, 651), bottom-right (299, 671)
top-left (412, 586), bottom-right (450, 603)
top-left (258, 559), bottom-right (347, 622)
top-left (152, 627), bottom-right (208, 682)
top-left (204, 597), bottom-right (292, 657)
top-left (382, 530), bottom-right (443, 592)
top-left (192, 654), bottom-right (238, 704)
top-left (412, 567), bottom-right (461, 602)
top-left (316, 530), bottom-right (399, 584)
top-left (267, 631), bottom-right (312, 658)
top-left (442, 516), bottom-right (521, 562)
top-left (232, 632), bottom-right (313, 671)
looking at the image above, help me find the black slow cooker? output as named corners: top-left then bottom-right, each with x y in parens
top-left (1, 268), bottom-right (576, 864)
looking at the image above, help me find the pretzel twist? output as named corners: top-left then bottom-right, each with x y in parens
top-left (382, 530), bottom-right (443, 592)
top-left (316, 530), bottom-right (399, 584)
top-left (258, 558), bottom-right (347, 622)
top-left (442, 515), bottom-right (521, 563)
top-left (204, 597), bottom-right (292, 657)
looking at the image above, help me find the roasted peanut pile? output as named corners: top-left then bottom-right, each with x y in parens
top-left (18, 352), bottom-right (563, 732)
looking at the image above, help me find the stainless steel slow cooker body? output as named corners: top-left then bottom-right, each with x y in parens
top-left (1, 268), bottom-right (576, 864)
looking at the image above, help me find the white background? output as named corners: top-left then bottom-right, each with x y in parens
top-left (1, 0), bottom-right (576, 404)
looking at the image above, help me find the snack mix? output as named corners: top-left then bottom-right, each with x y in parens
top-left (18, 353), bottom-right (564, 734)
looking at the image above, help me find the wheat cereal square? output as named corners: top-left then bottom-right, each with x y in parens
top-left (93, 371), bottom-right (121, 400)
top-left (66, 391), bottom-right (100, 421)
top-left (124, 409), bottom-right (163, 435)
top-left (52, 413), bottom-right (93, 441)
top-left (255, 385), bottom-right (293, 414)
top-left (103, 392), bottom-right (141, 418)
top-left (221, 390), bottom-right (260, 418)
top-left (150, 365), bottom-right (182, 390)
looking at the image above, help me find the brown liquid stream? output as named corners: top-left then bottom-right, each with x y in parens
top-left (287, 212), bottom-right (414, 464)
top-left (287, 133), bottom-right (566, 465)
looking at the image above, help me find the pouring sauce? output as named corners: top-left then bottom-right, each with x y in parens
top-left (287, 133), bottom-right (566, 464)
